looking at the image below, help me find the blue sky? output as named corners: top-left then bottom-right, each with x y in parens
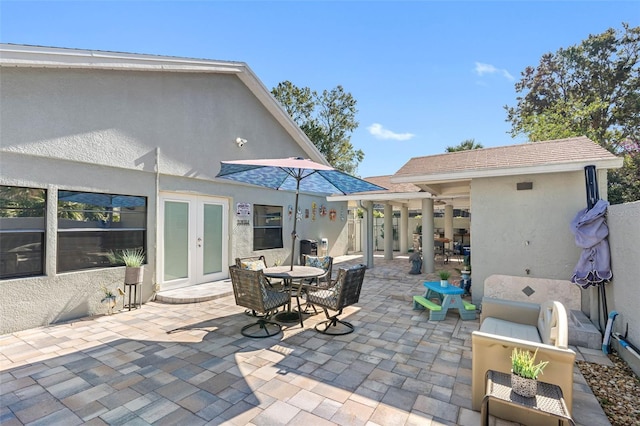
top-left (1, 1), bottom-right (638, 178)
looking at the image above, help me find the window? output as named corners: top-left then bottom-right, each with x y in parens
top-left (253, 204), bottom-right (283, 250)
top-left (57, 191), bottom-right (147, 273)
top-left (0, 186), bottom-right (46, 279)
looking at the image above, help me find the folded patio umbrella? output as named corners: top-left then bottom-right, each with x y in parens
top-left (570, 198), bottom-right (613, 288)
top-left (216, 157), bottom-right (385, 269)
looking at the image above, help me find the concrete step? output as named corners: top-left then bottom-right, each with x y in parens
top-left (155, 279), bottom-right (233, 304)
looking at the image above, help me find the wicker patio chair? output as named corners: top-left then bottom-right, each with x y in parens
top-left (299, 254), bottom-right (334, 314)
top-left (236, 256), bottom-right (284, 291)
top-left (305, 264), bottom-right (366, 335)
top-left (301, 254), bottom-right (333, 288)
top-left (229, 265), bottom-right (290, 338)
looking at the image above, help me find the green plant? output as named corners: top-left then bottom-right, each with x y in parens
top-left (119, 248), bottom-right (145, 267)
top-left (100, 286), bottom-right (117, 303)
top-left (511, 348), bottom-right (548, 379)
top-left (438, 270), bottom-right (451, 281)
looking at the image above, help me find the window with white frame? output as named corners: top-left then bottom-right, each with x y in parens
top-left (57, 190), bottom-right (147, 273)
top-left (253, 204), bottom-right (283, 250)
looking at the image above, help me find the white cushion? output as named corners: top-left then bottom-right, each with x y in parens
top-left (480, 317), bottom-right (542, 343)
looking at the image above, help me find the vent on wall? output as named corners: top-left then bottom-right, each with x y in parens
top-left (517, 182), bottom-right (533, 191)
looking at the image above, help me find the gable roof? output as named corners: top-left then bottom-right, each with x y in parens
top-left (393, 136), bottom-right (622, 184)
top-left (0, 43), bottom-right (328, 165)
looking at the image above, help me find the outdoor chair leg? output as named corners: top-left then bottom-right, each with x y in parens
top-left (294, 295), bottom-right (304, 327)
top-left (314, 308), bottom-right (355, 335)
top-left (241, 319), bottom-right (282, 338)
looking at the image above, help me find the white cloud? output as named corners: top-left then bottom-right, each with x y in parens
top-left (474, 62), bottom-right (514, 81)
top-left (367, 123), bottom-right (415, 141)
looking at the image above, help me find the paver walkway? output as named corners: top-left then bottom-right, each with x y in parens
top-left (0, 255), bottom-right (611, 425)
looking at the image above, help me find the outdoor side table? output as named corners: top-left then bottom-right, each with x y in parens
top-left (482, 370), bottom-right (575, 426)
top-left (123, 282), bottom-right (142, 311)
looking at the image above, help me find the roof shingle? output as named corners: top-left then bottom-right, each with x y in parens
top-left (394, 136), bottom-right (618, 178)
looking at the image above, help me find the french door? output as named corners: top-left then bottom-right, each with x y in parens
top-left (160, 194), bottom-right (228, 289)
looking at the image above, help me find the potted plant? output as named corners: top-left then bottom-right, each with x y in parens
top-left (120, 248), bottom-right (145, 284)
top-left (438, 270), bottom-right (451, 287)
top-left (510, 347), bottom-right (548, 397)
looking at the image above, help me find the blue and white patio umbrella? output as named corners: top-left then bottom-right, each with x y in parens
top-left (216, 157), bottom-right (385, 269)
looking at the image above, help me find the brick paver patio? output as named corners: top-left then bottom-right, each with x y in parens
top-left (0, 255), bottom-right (611, 425)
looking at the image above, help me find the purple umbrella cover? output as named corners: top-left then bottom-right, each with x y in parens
top-left (570, 199), bottom-right (613, 288)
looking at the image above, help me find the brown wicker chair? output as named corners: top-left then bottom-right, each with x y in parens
top-left (229, 266), bottom-right (290, 338)
top-left (236, 256), bottom-right (284, 288)
top-left (299, 254), bottom-right (334, 314)
top-left (301, 254), bottom-right (333, 288)
top-left (305, 264), bottom-right (366, 335)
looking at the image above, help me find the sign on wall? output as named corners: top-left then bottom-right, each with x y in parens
top-left (236, 202), bottom-right (251, 217)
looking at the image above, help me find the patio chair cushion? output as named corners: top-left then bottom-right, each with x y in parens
top-left (480, 317), bottom-right (542, 343)
top-left (305, 255), bottom-right (331, 271)
top-left (241, 260), bottom-right (266, 271)
top-left (263, 288), bottom-right (290, 311)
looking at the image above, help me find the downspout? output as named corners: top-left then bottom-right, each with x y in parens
top-left (153, 147), bottom-right (160, 300)
top-left (358, 200), bottom-right (374, 268)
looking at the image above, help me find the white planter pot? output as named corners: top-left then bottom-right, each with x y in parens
top-left (440, 279), bottom-right (449, 287)
top-left (124, 266), bottom-right (144, 284)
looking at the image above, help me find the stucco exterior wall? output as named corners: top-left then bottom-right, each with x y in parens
top-left (606, 201), bottom-right (640, 376)
top-left (1, 67), bottom-right (314, 175)
top-left (470, 170), bottom-right (608, 304)
top-left (0, 64), bottom-right (348, 333)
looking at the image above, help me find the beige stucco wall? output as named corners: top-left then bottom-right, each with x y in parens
top-left (0, 66), bottom-right (348, 333)
top-left (606, 201), bottom-right (640, 376)
top-left (470, 169), bottom-right (608, 305)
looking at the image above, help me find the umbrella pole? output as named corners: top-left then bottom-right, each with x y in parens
top-left (290, 180), bottom-right (300, 271)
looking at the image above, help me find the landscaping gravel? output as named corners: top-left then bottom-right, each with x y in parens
top-left (577, 352), bottom-right (640, 426)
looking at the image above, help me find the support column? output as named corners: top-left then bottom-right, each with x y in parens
top-left (384, 203), bottom-right (393, 260)
top-left (422, 198), bottom-right (435, 274)
top-left (444, 204), bottom-right (454, 251)
top-left (400, 205), bottom-right (408, 254)
top-left (362, 201), bottom-right (374, 269)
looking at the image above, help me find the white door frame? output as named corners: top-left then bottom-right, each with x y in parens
top-left (159, 193), bottom-right (229, 290)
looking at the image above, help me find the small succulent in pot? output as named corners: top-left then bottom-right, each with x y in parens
top-left (438, 270), bottom-right (451, 281)
top-left (119, 248), bottom-right (145, 284)
top-left (511, 347), bottom-right (548, 379)
top-left (438, 270), bottom-right (451, 287)
top-left (510, 347), bottom-right (549, 397)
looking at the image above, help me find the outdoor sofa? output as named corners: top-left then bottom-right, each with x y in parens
top-left (471, 297), bottom-right (576, 424)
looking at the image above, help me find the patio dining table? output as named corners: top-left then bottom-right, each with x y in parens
top-left (262, 265), bottom-right (325, 325)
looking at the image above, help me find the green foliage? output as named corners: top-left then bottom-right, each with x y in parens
top-left (0, 187), bottom-right (45, 217)
top-left (505, 23), bottom-right (640, 203)
top-left (438, 270), bottom-right (451, 280)
top-left (445, 139), bottom-right (484, 152)
top-left (118, 248), bottom-right (145, 267)
top-left (272, 81), bottom-right (364, 175)
top-left (511, 348), bottom-right (548, 379)
top-left (100, 285), bottom-right (117, 303)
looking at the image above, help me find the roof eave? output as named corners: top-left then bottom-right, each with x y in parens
top-left (391, 157), bottom-right (624, 184)
top-left (327, 191), bottom-right (435, 202)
